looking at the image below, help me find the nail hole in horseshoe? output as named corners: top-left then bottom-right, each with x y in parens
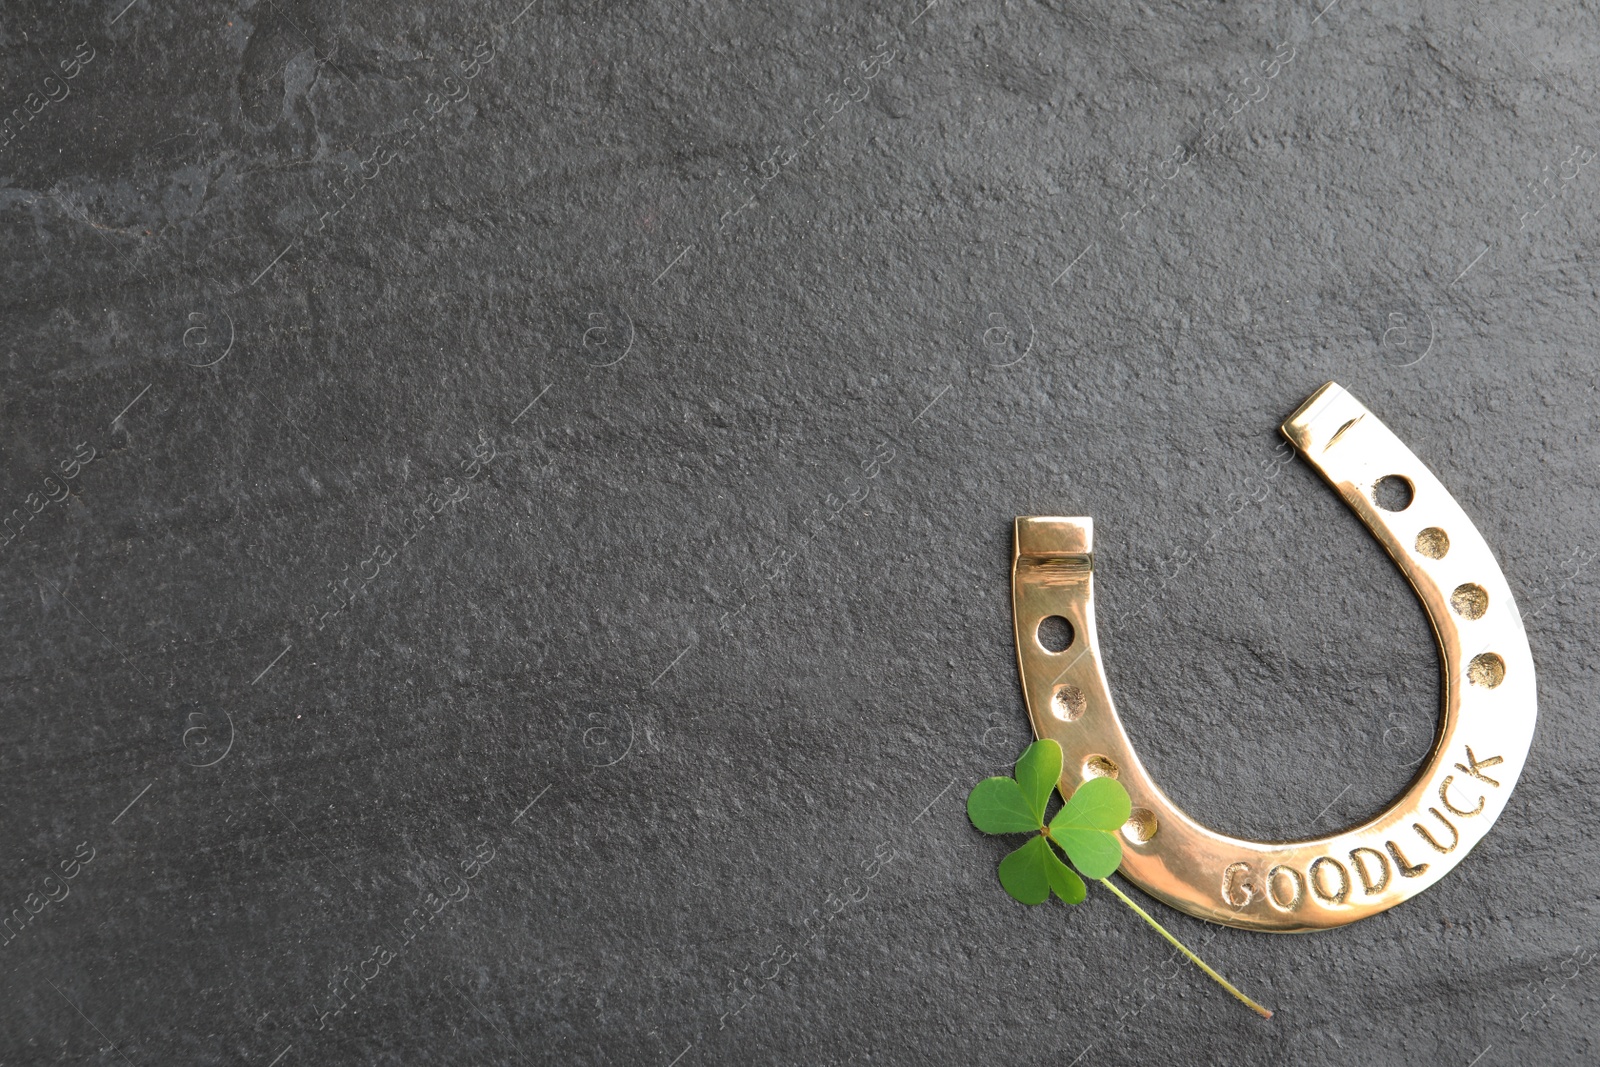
top-left (1051, 684), bottom-right (1087, 721)
top-left (1372, 475), bottom-right (1414, 512)
top-left (1123, 807), bottom-right (1157, 843)
top-left (1083, 754), bottom-right (1119, 779)
top-left (1415, 527), bottom-right (1450, 559)
top-left (1450, 583), bottom-right (1489, 620)
top-left (1036, 615), bottom-right (1075, 653)
top-left (1468, 652), bottom-right (1505, 688)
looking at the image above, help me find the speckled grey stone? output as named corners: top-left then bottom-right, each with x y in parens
top-left (1, 0), bottom-right (1596, 1064)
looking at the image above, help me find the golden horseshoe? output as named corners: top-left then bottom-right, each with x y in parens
top-left (1012, 382), bottom-right (1535, 931)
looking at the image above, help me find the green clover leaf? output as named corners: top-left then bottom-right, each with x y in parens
top-left (996, 833), bottom-right (1088, 905)
top-left (963, 735), bottom-right (1274, 1019)
top-left (967, 738), bottom-right (1118, 903)
top-left (966, 776), bottom-right (1041, 835)
top-left (1041, 838), bottom-right (1088, 904)
top-left (1048, 776), bottom-right (1132, 880)
top-left (996, 834), bottom-right (1052, 904)
top-left (1013, 736), bottom-right (1062, 824)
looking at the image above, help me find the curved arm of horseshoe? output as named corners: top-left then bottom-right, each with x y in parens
top-left (1012, 382), bottom-right (1536, 932)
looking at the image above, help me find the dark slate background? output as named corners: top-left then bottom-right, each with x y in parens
top-left (2, 0), bottom-right (1596, 1063)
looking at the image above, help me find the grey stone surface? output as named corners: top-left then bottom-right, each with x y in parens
top-left (1, 0), bottom-right (1596, 1063)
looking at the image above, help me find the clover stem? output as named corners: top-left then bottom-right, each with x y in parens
top-left (1095, 876), bottom-right (1273, 1020)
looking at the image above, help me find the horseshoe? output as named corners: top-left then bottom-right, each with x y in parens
top-left (1012, 382), bottom-right (1536, 932)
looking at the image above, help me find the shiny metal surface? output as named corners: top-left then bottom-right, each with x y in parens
top-left (1012, 382), bottom-right (1537, 931)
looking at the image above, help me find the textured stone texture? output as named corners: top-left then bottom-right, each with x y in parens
top-left (1, 0), bottom-right (1596, 1063)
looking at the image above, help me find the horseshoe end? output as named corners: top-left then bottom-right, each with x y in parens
top-left (1015, 516), bottom-right (1092, 557)
top-left (1279, 380), bottom-right (1353, 452)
